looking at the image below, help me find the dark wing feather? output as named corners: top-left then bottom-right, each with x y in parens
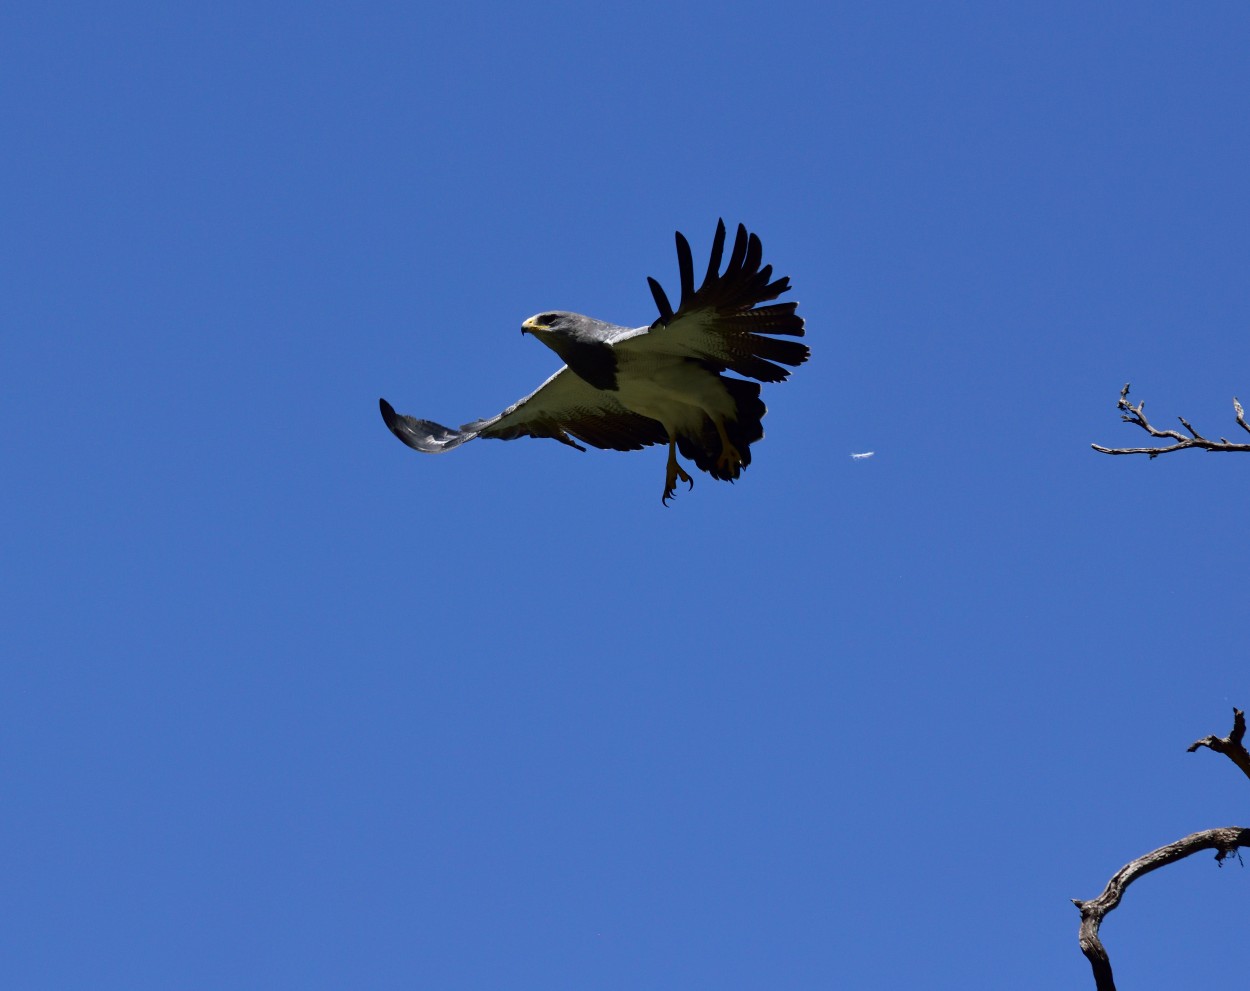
top-left (675, 231), bottom-right (695, 302)
top-left (636, 220), bottom-right (808, 383)
top-left (380, 366), bottom-right (667, 457)
top-left (647, 277), bottom-right (674, 324)
top-left (380, 398), bottom-right (480, 452)
top-left (701, 220), bottom-right (727, 290)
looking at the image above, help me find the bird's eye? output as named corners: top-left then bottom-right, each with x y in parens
top-left (539, 313), bottom-right (559, 325)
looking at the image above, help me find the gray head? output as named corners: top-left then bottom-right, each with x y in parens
top-left (520, 311), bottom-right (620, 389)
top-left (520, 311), bottom-right (614, 345)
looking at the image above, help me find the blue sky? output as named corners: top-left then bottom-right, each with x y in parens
top-left (4, 2), bottom-right (1250, 987)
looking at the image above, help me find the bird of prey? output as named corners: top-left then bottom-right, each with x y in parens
top-left (379, 220), bottom-right (807, 503)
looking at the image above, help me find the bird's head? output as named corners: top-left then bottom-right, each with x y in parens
top-left (521, 312), bottom-right (574, 338)
top-left (520, 311), bottom-right (620, 387)
top-left (521, 311), bottom-right (614, 349)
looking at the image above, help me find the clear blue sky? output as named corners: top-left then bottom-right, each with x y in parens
top-left (4, 2), bottom-right (1249, 988)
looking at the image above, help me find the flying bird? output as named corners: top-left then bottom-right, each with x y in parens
top-left (379, 220), bottom-right (808, 503)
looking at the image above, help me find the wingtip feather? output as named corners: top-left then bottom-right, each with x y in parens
top-left (675, 231), bottom-right (695, 305)
top-left (701, 219), bottom-right (728, 290)
top-left (648, 275), bottom-right (675, 323)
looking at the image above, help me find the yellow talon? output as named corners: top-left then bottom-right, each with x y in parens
top-left (716, 443), bottom-right (743, 474)
top-left (712, 417), bottom-right (743, 476)
top-left (662, 439), bottom-right (693, 504)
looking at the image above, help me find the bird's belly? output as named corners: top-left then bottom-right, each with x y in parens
top-left (614, 357), bottom-right (735, 429)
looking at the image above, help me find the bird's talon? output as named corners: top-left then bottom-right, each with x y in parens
top-left (715, 443), bottom-right (743, 475)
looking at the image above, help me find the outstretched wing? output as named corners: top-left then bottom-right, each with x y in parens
top-left (379, 366), bottom-right (667, 456)
top-left (623, 219), bottom-right (808, 383)
top-left (379, 399), bottom-right (481, 452)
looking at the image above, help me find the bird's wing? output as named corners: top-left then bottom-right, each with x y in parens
top-left (613, 219), bottom-right (808, 383)
top-left (380, 365), bottom-right (667, 455)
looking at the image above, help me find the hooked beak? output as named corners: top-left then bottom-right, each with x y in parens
top-left (521, 316), bottom-right (548, 336)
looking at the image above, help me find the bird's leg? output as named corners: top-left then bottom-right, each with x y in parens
top-left (713, 417), bottom-right (743, 475)
top-left (662, 438), bottom-right (693, 504)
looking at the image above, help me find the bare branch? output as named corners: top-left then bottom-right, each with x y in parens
top-left (1092, 384), bottom-right (1250, 456)
top-left (1073, 827), bottom-right (1250, 991)
top-left (1188, 708), bottom-right (1250, 782)
top-left (1236, 397), bottom-right (1250, 435)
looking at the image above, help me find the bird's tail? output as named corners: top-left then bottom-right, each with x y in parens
top-left (677, 378), bottom-right (766, 481)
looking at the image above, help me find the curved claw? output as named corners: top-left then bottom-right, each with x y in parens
top-left (661, 439), bottom-right (694, 506)
top-left (662, 481), bottom-right (693, 505)
top-left (715, 442), bottom-right (744, 476)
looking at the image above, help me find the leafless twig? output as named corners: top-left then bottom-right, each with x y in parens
top-left (1073, 827), bottom-right (1250, 991)
top-left (1091, 383), bottom-right (1250, 456)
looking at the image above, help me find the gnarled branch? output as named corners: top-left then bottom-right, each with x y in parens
top-left (1073, 707), bottom-right (1250, 990)
top-left (1188, 707), bottom-right (1250, 782)
top-left (1073, 827), bottom-right (1250, 991)
top-left (1091, 383), bottom-right (1250, 456)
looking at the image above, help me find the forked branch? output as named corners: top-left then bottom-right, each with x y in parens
top-left (1091, 383), bottom-right (1250, 456)
top-left (1073, 709), bottom-right (1250, 990)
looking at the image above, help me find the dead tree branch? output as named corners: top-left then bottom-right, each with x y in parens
top-left (1073, 827), bottom-right (1250, 991)
top-left (1073, 707), bottom-right (1250, 990)
top-left (1091, 383), bottom-right (1250, 456)
top-left (1188, 707), bottom-right (1250, 782)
